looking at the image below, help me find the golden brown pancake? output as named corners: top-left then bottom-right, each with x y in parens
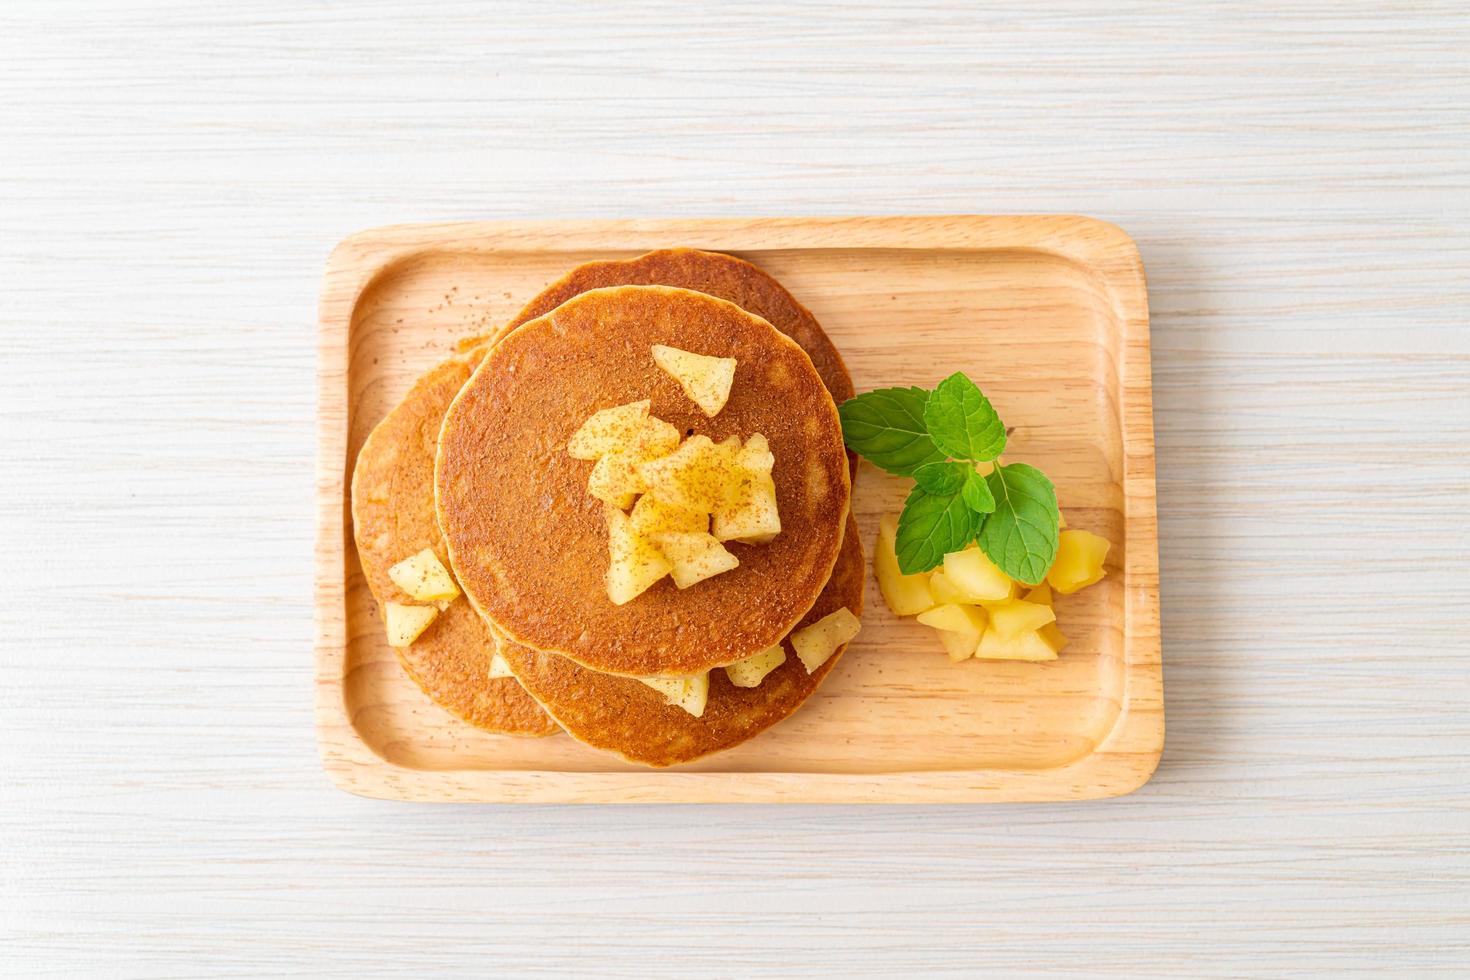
top-left (500, 516), bottom-right (864, 767)
top-left (481, 247), bottom-right (855, 406)
top-left (436, 285), bottom-right (851, 677)
top-left (351, 351), bottom-right (558, 737)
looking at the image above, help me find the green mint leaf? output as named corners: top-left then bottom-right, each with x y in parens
top-left (961, 467), bottom-right (995, 514)
top-left (895, 486), bottom-right (980, 575)
top-left (837, 387), bottom-right (946, 476)
top-left (913, 460), bottom-right (968, 496)
top-left (976, 463), bottom-right (1059, 585)
top-left (922, 372), bottom-right (1007, 463)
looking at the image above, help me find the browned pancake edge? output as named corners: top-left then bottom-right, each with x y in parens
top-left (476, 247), bottom-right (855, 406)
top-left (350, 351), bottom-right (559, 737)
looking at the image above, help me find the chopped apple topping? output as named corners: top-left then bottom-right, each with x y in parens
top-left (712, 434), bottom-right (781, 544)
top-left (635, 673), bottom-right (710, 717)
top-left (629, 494), bottom-right (708, 536)
top-left (637, 435), bottom-right (743, 512)
top-left (603, 505), bottom-right (673, 605)
top-left (724, 645), bottom-right (786, 688)
top-left (385, 602), bottom-right (437, 647)
top-left (790, 608), bottom-right (862, 673)
top-left (586, 416), bottom-right (682, 509)
top-left (570, 398), bottom-right (783, 605)
top-left (388, 548), bottom-right (460, 602)
top-left (650, 531), bottom-right (740, 589)
top-left (567, 400), bottom-right (651, 460)
top-left (652, 344), bottom-right (737, 417)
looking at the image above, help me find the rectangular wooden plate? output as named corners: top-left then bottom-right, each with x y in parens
top-left (316, 215), bottom-right (1162, 803)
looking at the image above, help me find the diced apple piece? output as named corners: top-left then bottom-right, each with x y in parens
top-left (736, 433), bottom-right (774, 473)
top-left (927, 569), bottom-right (965, 606)
top-left (916, 603), bottom-right (987, 635)
top-left (639, 435), bottom-right (742, 512)
top-left (385, 602), bottom-right (438, 647)
top-left (635, 673), bottom-right (710, 717)
top-left (387, 548), bottom-right (460, 602)
top-left (874, 513), bottom-right (936, 616)
top-left (1058, 510), bottom-right (1068, 530)
top-left (650, 531), bottom-right (740, 589)
top-left (636, 675), bottom-right (685, 702)
top-left (934, 628), bottom-right (980, 662)
top-left (712, 469), bottom-right (780, 544)
top-left (711, 434), bottom-right (781, 544)
top-left (587, 450), bottom-right (644, 509)
top-left (918, 604), bottom-right (985, 663)
top-left (488, 651), bottom-right (514, 679)
top-left (942, 546), bottom-right (1012, 601)
top-left (1046, 529), bottom-right (1110, 594)
top-left (586, 416), bottom-right (682, 508)
top-left (976, 626), bottom-right (1059, 662)
top-left (603, 505), bottom-right (672, 605)
top-left (671, 674), bottom-right (709, 717)
top-left (791, 607), bottom-right (862, 673)
top-left (1024, 581), bottom-right (1054, 606)
top-left (724, 644), bottom-right (786, 688)
top-left (632, 415), bottom-right (681, 458)
top-left (629, 494), bottom-right (707, 536)
top-left (652, 344), bottom-right (737, 417)
top-left (1039, 623), bottom-right (1069, 654)
top-left (979, 598), bottom-right (1056, 639)
top-left (567, 400), bottom-right (650, 460)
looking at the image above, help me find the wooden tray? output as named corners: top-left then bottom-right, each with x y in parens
top-left (316, 215), bottom-right (1162, 803)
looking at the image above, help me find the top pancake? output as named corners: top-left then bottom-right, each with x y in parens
top-left (436, 285), bottom-right (851, 677)
top-left (350, 350), bottom-right (558, 737)
top-left (486, 247), bottom-right (855, 406)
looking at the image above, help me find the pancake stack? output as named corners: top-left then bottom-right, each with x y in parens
top-left (352, 249), bottom-right (862, 766)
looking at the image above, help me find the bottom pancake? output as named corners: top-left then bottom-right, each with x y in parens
top-left (351, 351), bottom-right (558, 737)
top-left (499, 516), bottom-right (864, 767)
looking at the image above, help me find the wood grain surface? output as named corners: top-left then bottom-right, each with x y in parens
top-left (2, 1), bottom-right (1467, 975)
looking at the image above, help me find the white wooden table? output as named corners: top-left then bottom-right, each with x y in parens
top-left (3, 3), bottom-right (1467, 976)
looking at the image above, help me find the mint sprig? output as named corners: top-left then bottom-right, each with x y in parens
top-left (836, 386), bottom-right (945, 477)
top-left (924, 373), bottom-right (1007, 463)
top-left (838, 374), bottom-right (1060, 583)
top-left (894, 486), bottom-right (980, 575)
top-left (961, 468), bottom-right (995, 515)
top-left (912, 460), bottom-right (968, 496)
top-left (977, 463), bottom-right (1058, 585)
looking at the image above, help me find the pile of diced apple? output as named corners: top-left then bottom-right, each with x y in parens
top-left (567, 345), bottom-right (784, 606)
top-left (382, 548), bottom-right (461, 648)
top-left (874, 513), bottom-right (1110, 663)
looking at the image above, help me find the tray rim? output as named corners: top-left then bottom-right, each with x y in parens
top-left (316, 214), bottom-right (1163, 803)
